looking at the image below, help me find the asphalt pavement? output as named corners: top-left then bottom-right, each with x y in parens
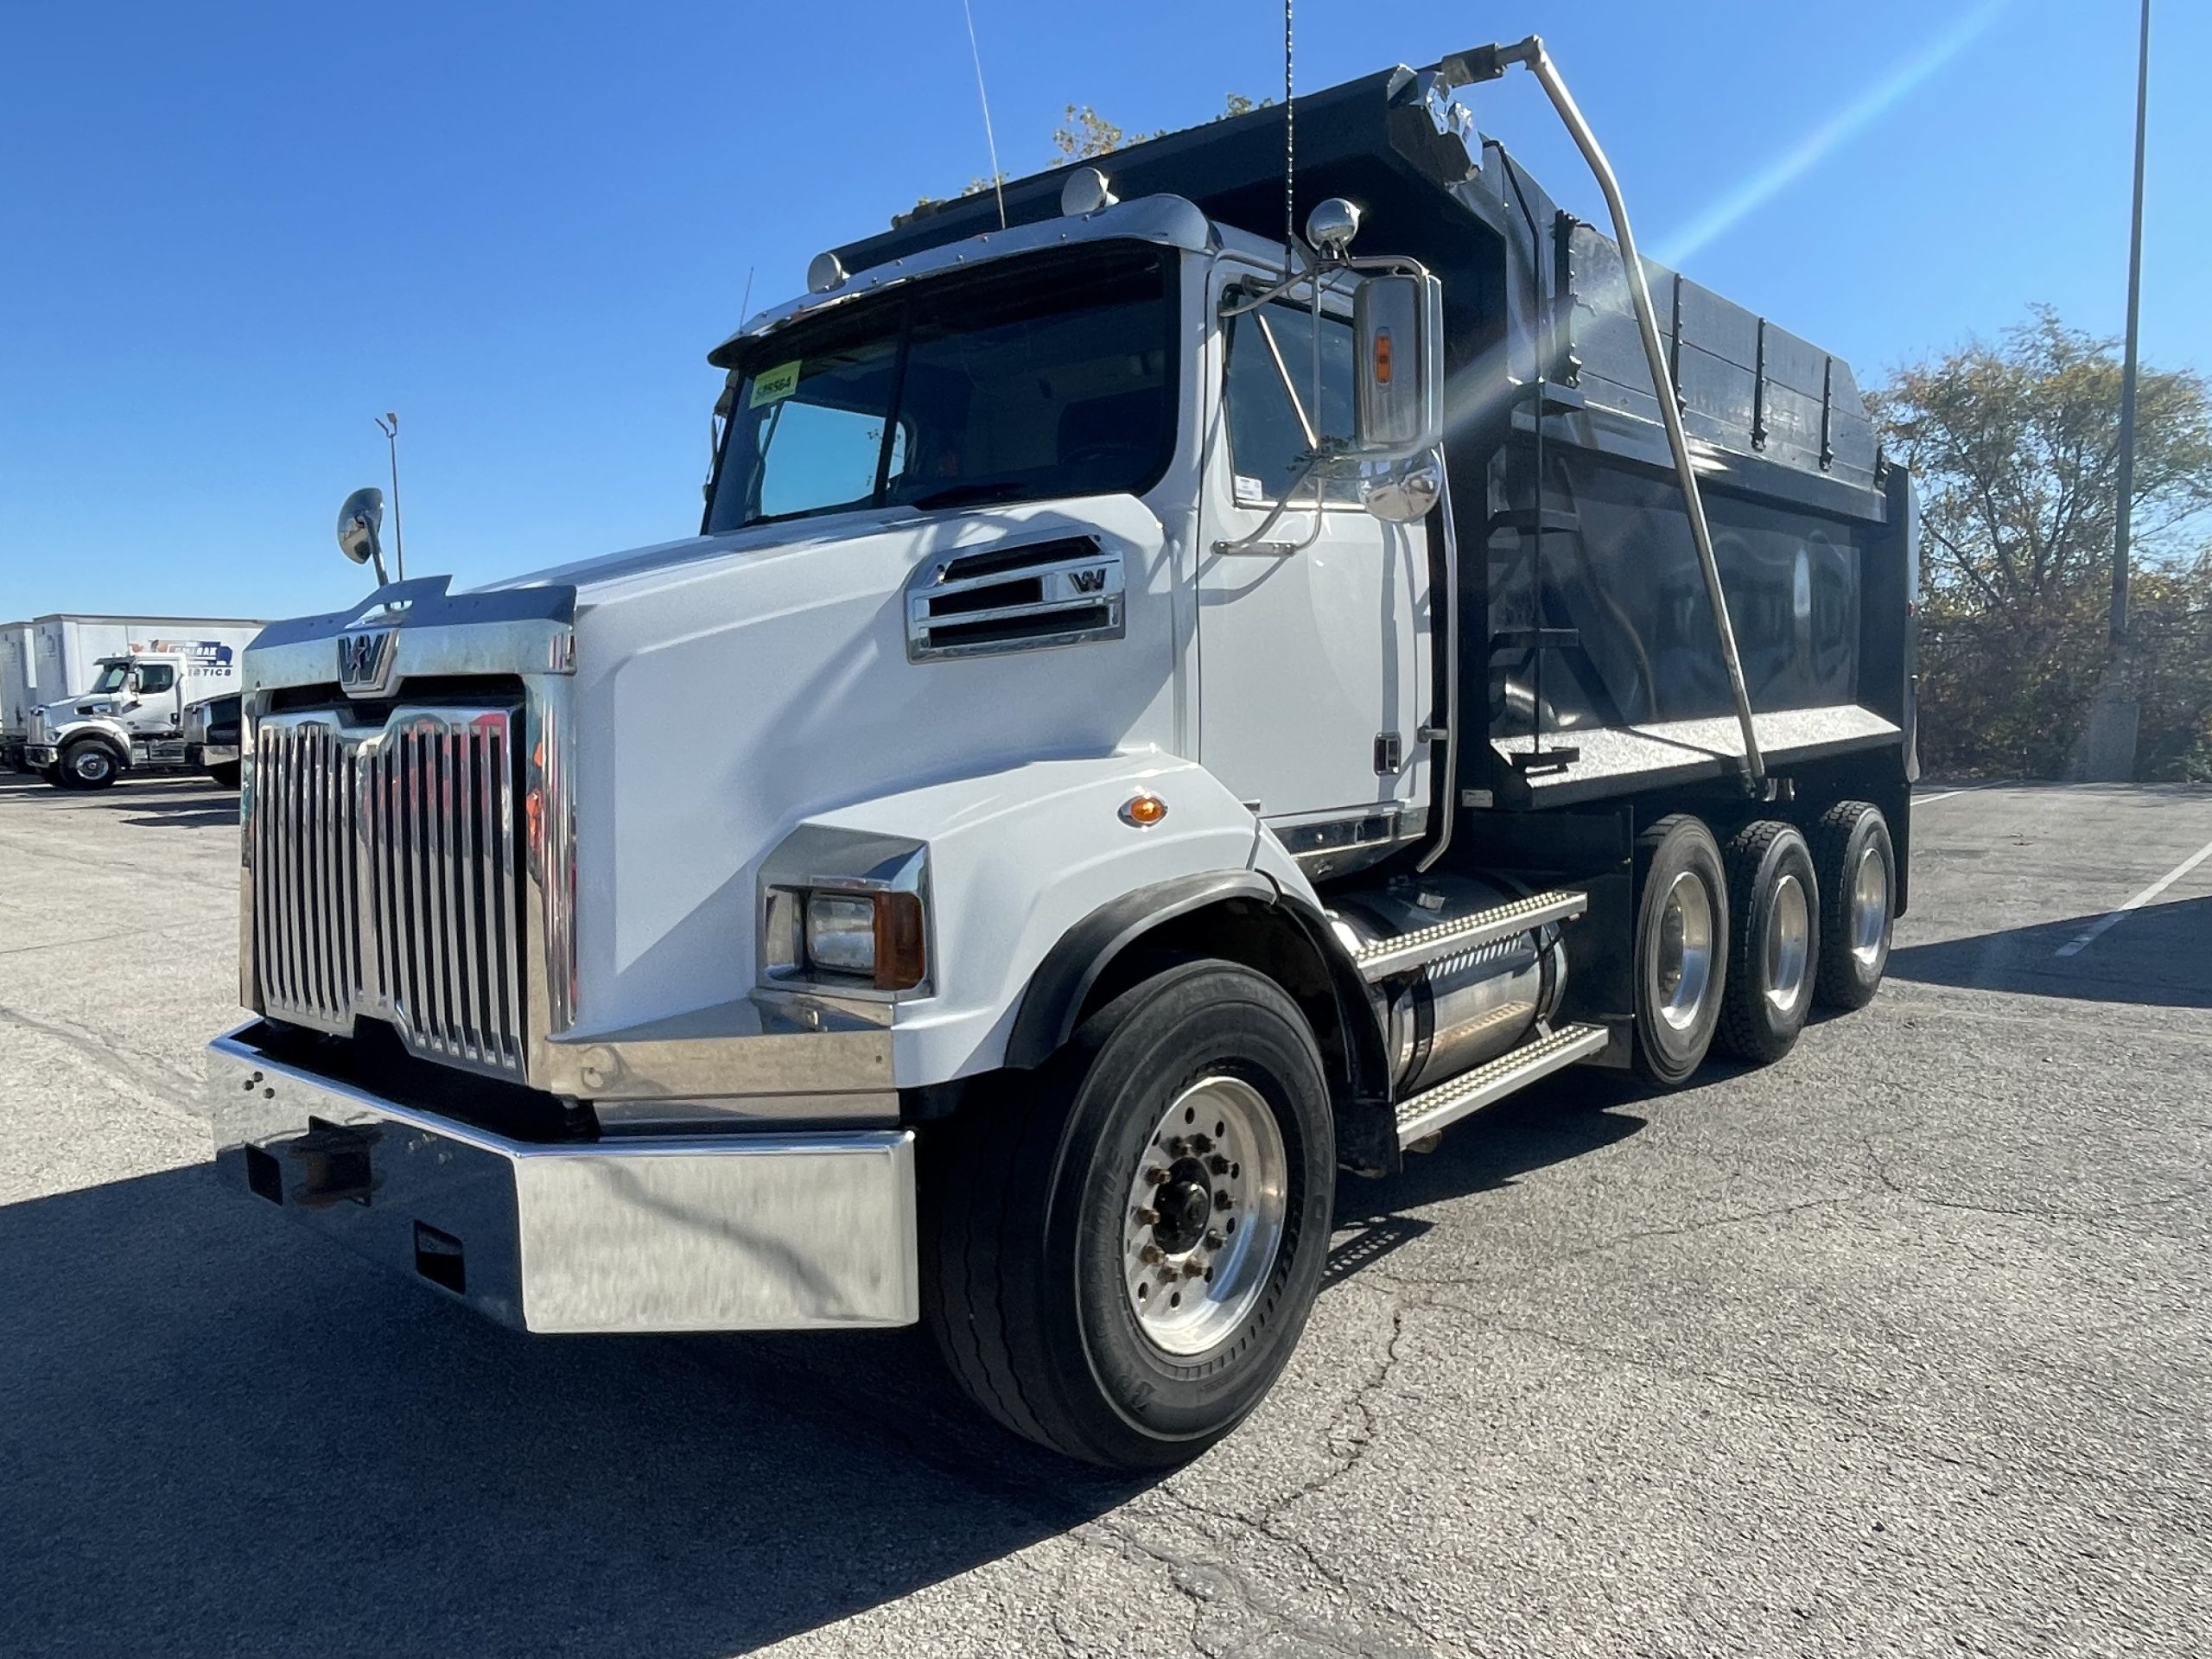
top-left (3, 771), bottom-right (2207, 1657)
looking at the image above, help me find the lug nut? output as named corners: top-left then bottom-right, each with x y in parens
top-left (1191, 1133), bottom-right (1213, 1154)
top-left (1144, 1166), bottom-right (1169, 1186)
top-left (1166, 1136), bottom-right (1192, 1157)
top-left (1213, 1191), bottom-right (1232, 1211)
top-left (1180, 1257), bottom-right (1207, 1281)
top-left (1140, 1243), bottom-right (1165, 1265)
top-left (1134, 1206), bottom-right (1160, 1226)
top-left (1205, 1230), bottom-right (1224, 1250)
top-left (1207, 1154), bottom-right (1230, 1176)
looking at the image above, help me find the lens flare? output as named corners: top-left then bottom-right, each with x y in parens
top-left (1654, 0), bottom-right (2012, 267)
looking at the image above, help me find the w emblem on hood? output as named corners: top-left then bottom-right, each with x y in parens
top-left (336, 628), bottom-right (397, 696)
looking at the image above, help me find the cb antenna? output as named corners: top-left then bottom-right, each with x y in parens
top-left (1283, 0), bottom-right (1295, 262)
top-left (959, 0), bottom-right (1008, 229)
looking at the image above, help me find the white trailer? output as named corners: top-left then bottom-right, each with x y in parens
top-left (0, 622), bottom-right (36, 769)
top-left (22, 614), bottom-right (265, 787)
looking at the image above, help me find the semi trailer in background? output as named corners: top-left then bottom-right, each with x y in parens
top-left (21, 614), bottom-right (265, 787)
top-left (208, 38), bottom-right (1916, 1469)
top-left (0, 621), bottom-right (35, 771)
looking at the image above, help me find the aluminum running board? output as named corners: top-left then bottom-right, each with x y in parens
top-left (1395, 1022), bottom-right (1609, 1148)
top-left (1353, 889), bottom-right (1587, 982)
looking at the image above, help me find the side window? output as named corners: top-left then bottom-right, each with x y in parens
top-left (1224, 300), bottom-right (1358, 503)
top-left (135, 664), bottom-right (175, 695)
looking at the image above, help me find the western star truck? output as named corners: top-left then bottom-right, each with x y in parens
top-left (209, 39), bottom-right (1916, 1469)
top-left (21, 614), bottom-right (264, 788)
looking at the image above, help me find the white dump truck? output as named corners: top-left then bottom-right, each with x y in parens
top-left (210, 39), bottom-right (1916, 1468)
top-left (21, 614), bottom-right (264, 787)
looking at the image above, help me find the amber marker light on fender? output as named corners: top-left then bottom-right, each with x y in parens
top-left (1120, 793), bottom-right (1167, 829)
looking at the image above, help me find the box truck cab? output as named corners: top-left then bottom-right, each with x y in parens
top-left (207, 41), bottom-right (1917, 1470)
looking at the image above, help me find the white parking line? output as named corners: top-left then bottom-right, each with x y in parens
top-left (2055, 833), bottom-right (2212, 958)
top-left (1914, 781), bottom-right (2006, 806)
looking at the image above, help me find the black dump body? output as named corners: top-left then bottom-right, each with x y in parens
top-left (836, 63), bottom-right (1915, 832)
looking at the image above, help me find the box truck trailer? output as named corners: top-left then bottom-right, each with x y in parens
top-left (0, 621), bottom-right (36, 771)
top-left (208, 38), bottom-right (1917, 1468)
top-left (22, 614), bottom-right (265, 787)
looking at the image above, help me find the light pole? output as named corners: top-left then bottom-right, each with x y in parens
top-left (373, 411), bottom-right (407, 583)
top-left (2085, 0), bottom-right (2152, 781)
top-left (2110, 0), bottom-right (2150, 652)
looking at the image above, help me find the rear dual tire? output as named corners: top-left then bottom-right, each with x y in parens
top-left (1630, 815), bottom-right (1730, 1087)
top-left (1716, 822), bottom-right (1820, 1064)
top-left (924, 959), bottom-right (1335, 1471)
top-left (1811, 801), bottom-right (1895, 1010)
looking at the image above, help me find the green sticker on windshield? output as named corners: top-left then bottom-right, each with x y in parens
top-left (749, 359), bottom-right (802, 407)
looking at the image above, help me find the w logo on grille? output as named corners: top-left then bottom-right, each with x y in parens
top-left (1067, 568), bottom-right (1109, 594)
top-left (336, 629), bottom-right (397, 696)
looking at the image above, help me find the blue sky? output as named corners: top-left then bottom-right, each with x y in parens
top-left (1, 0), bottom-right (2202, 621)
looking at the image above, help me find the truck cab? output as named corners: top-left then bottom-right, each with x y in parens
top-left (208, 47), bottom-right (1915, 1470)
top-left (27, 652), bottom-right (193, 787)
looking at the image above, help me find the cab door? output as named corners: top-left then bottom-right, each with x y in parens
top-left (123, 662), bottom-right (179, 736)
top-left (1194, 274), bottom-right (1430, 854)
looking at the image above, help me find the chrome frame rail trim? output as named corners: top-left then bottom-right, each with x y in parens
top-left (1354, 888), bottom-right (1587, 982)
top-left (208, 1026), bottom-right (919, 1333)
top-left (1394, 1020), bottom-right (1608, 1147)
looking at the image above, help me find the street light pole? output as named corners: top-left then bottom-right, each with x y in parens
top-left (373, 411), bottom-right (406, 583)
top-left (2110, 0), bottom-right (2150, 652)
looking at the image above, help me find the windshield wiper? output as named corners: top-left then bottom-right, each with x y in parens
top-left (906, 479), bottom-right (1033, 510)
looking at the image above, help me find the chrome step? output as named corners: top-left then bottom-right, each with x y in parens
top-left (1353, 888), bottom-right (1587, 982)
top-left (1394, 1022), bottom-right (1609, 1148)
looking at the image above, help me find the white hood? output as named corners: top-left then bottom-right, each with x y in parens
top-left (543, 495), bottom-right (1186, 1038)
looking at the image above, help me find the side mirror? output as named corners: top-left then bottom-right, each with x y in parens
top-left (1352, 272), bottom-right (1444, 461)
top-left (337, 486), bottom-right (390, 586)
top-left (1363, 455), bottom-right (1443, 523)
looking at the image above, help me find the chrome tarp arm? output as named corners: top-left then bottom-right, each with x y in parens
top-left (1440, 37), bottom-right (1767, 797)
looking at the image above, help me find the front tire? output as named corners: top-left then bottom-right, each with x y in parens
top-left (59, 741), bottom-right (119, 790)
top-left (1630, 814), bottom-right (1730, 1087)
top-left (1715, 821), bottom-right (1820, 1064)
top-left (923, 959), bottom-right (1336, 1470)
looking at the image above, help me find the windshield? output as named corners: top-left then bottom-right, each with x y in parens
top-left (706, 243), bottom-right (1178, 534)
top-left (89, 662), bottom-right (131, 694)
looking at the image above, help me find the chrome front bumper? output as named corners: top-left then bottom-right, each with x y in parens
top-left (23, 745), bottom-right (56, 766)
top-left (207, 1026), bottom-right (918, 1333)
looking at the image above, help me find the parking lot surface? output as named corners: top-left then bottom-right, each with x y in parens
top-left (3, 772), bottom-right (2207, 1657)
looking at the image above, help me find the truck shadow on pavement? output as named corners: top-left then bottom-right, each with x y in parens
top-left (1886, 896), bottom-right (2212, 1008)
top-left (3, 1077), bottom-right (1649, 1658)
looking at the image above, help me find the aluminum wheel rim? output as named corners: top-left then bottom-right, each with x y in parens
top-left (1653, 871), bottom-right (1714, 1033)
top-left (71, 749), bottom-right (111, 783)
top-left (1851, 847), bottom-right (1889, 965)
top-left (1765, 873), bottom-right (1811, 1014)
top-left (1122, 1075), bottom-right (1288, 1358)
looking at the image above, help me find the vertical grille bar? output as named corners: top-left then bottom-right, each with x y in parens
top-left (454, 728), bottom-right (485, 1061)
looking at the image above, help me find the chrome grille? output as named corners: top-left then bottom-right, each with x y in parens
top-left (251, 706), bottom-right (527, 1077)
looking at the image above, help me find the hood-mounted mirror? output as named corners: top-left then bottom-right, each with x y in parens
top-left (337, 486), bottom-right (389, 586)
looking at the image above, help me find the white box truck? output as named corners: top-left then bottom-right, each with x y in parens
top-left (22, 614), bottom-right (265, 788)
top-left (0, 621), bottom-right (37, 771)
top-left (208, 39), bottom-right (1917, 1468)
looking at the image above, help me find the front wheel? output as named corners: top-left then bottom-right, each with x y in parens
top-left (923, 959), bottom-right (1336, 1469)
top-left (59, 741), bottom-right (119, 790)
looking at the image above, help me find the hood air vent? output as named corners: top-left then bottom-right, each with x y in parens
top-left (906, 535), bottom-right (1125, 662)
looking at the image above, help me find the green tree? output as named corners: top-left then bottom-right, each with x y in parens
top-left (1873, 308), bottom-right (2212, 778)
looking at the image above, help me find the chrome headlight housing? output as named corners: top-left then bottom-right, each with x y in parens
top-left (760, 825), bottom-right (931, 997)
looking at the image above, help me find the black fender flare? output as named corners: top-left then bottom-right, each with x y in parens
top-left (1006, 870), bottom-right (1279, 1069)
top-left (1003, 870), bottom-right (1398, 1175)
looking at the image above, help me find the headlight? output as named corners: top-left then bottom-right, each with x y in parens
top-left (804, 892), bottom-right (879, 976)
top-left (760, 827), bottom-right (931, 995)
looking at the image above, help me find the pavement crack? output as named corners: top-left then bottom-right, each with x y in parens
top-left (0, 998), bottom-right (204, 1122)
